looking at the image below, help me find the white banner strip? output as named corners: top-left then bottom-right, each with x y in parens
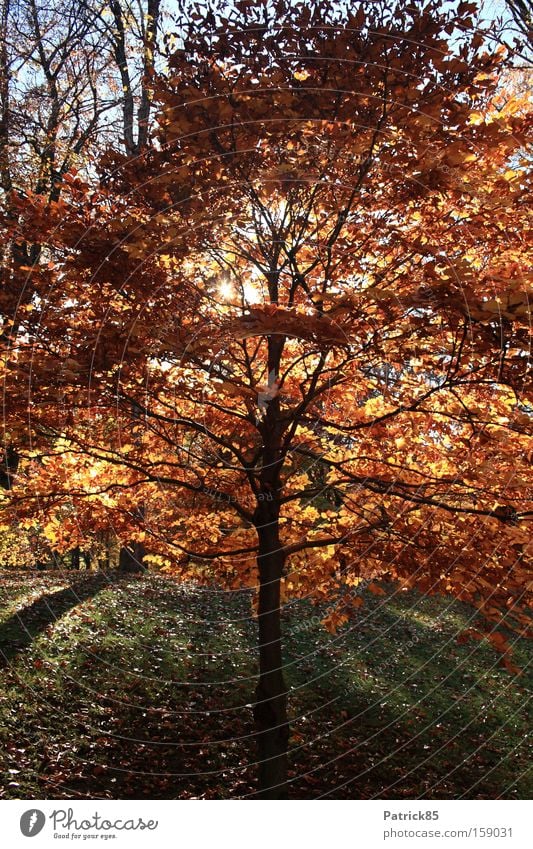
top-left (1, 799), bottom-right (531, 848)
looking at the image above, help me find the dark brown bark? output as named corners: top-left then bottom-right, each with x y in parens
top-left (252, 330), bottom-right (289, 798)
top-left (119, 399), bottom-right (147, 570)
top-left (0, 445), bottom-right (18, 490)
top-left (118, 539), bottom-right (146, 572)
top-left (253, 510), bottom-right (289, 798)
top-left (70, 546), bottom-right (80, 570)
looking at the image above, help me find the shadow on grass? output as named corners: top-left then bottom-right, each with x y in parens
top-left (0, 572), bottom-right (119, 666)
top-left (1, 578), bottom-right (530, 799)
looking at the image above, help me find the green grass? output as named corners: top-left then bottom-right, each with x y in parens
top-left (0, 571), bottom-right (530, 799)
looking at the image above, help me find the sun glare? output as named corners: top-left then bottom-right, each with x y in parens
top-left (218, 278), bottom-right (260, 305)
top-left (218, 280), bottom-right (234, 301)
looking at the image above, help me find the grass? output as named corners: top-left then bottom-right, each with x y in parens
top-left (0, 570), bottom-right (530, 799)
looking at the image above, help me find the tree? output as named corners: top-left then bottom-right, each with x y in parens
top-left (88, 0), bottom-right (165, 570)
top-left (0, 0), bottom-right (166, 565)
top-left (0, 0), bottom-right (167, 372)
top-left (6, 0), bottom-right (532, 797)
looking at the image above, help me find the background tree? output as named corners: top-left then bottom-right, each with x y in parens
top-left (0, 0), bottom-right (167, 566)
top-left (0, 0), bottom-right (106, 488)
top-left (5, 0), bottom-right (533, 796)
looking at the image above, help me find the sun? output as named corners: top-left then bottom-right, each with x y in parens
top-left (218, 277), bottom-right (260, 305)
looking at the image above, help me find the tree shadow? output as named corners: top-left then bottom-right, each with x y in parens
top-left (0, 572), bottom-right (119, 666)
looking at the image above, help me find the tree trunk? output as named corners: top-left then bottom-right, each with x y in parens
top-left (0, 444), bottom-right (18, 490)
top-left (253, 517), bottom-right (289, 798)
top-left (118, 541), bottom-right (146, 572)
top-left (70, 546), bottom-right (80, 570)
top-left (118, 400), bottom-right (147, 573)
